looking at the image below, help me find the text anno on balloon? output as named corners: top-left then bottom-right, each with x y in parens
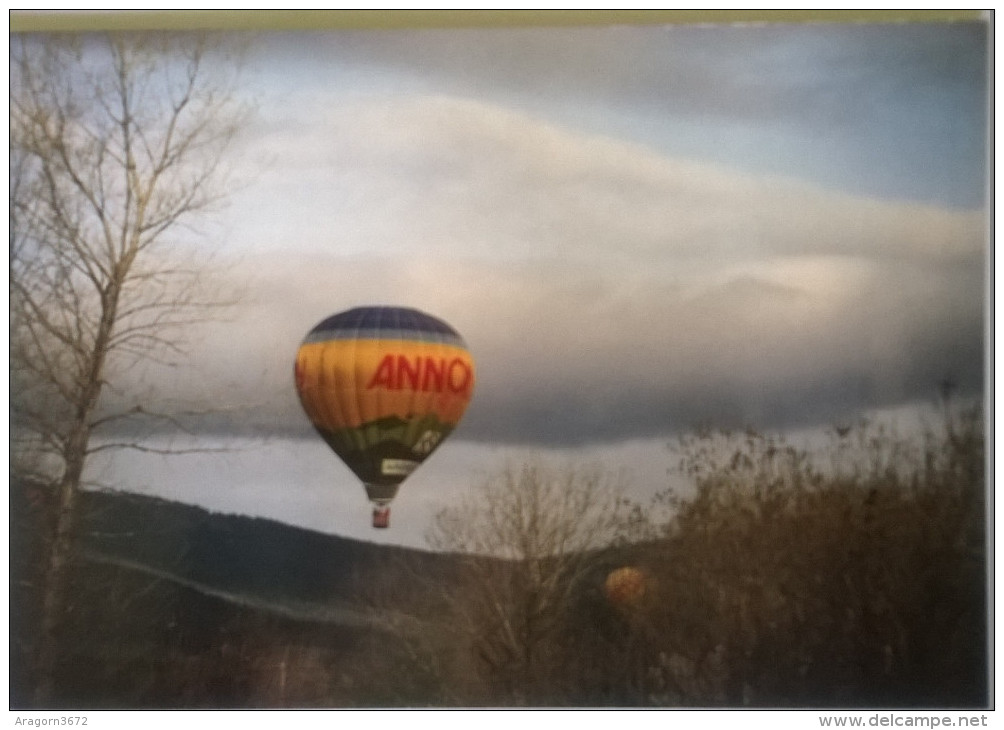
top-left (366, 354), bottom-right (473, 396)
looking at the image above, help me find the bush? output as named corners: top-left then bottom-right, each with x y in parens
top-left (633, 406), bottom-right (986, 707)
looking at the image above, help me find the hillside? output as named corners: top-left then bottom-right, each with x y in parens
top-left (76, 489), bottom-right (458, 627)
top-left (11, 487), bottom-right (472, 708)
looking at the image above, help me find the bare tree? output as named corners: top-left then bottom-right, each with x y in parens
top-left (9, 31), bottom-right (249, 705)
top-left (425, 461), bottom-right (646, 704)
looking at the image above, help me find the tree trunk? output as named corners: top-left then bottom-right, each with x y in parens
top-left (33, 458), bottom-right (83, 706)
top-left (33, 289), bottom-right (117, 706)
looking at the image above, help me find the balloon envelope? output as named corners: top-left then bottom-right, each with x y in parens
top-left (294, 306), bottom-right (475, 526)
top-left (604, 566), bottom-right (647, 607)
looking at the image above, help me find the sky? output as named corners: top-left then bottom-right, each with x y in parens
top-left (85, 18), bottom-right (988, 548)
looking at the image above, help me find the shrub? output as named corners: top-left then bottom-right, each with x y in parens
top-left (635, 406), bottom-right (986, 707)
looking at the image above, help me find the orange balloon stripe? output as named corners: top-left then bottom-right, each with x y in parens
top-left (296, 338), bottom-right (475, 432)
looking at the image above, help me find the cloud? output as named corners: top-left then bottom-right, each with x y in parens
top-left (248, 22), bottom-right (987, 208)
top-left (236, 92), bottom-right (983, 260)
top-left (117, 94), bottom-right (984, 447)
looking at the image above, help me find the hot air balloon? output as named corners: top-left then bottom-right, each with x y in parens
top-left (293, 306), bottom-right (475, 528)
top-left (604, 566), bottom-right (647, 608)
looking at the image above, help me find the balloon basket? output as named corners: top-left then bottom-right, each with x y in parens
top-left (372, 505), bottom-right (390, 529)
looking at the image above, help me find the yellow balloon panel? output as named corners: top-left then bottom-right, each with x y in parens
top-left (295, 339), bottom-right (474, 431)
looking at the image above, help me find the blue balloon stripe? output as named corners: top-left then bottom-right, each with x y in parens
top-left (305, 306), bottom-right (467, 347)
top-left (302, 327), bottom-right (466, 346)
top-left (310, 306), bottom-right (457, 334)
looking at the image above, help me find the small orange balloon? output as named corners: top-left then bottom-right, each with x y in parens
top-left (604, 566), bottom-right (646, 607)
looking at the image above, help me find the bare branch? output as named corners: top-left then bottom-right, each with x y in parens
top-left (85, 441), bottom-right (231, 457)
top-left (422, 461), bottom-right (642, 702)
